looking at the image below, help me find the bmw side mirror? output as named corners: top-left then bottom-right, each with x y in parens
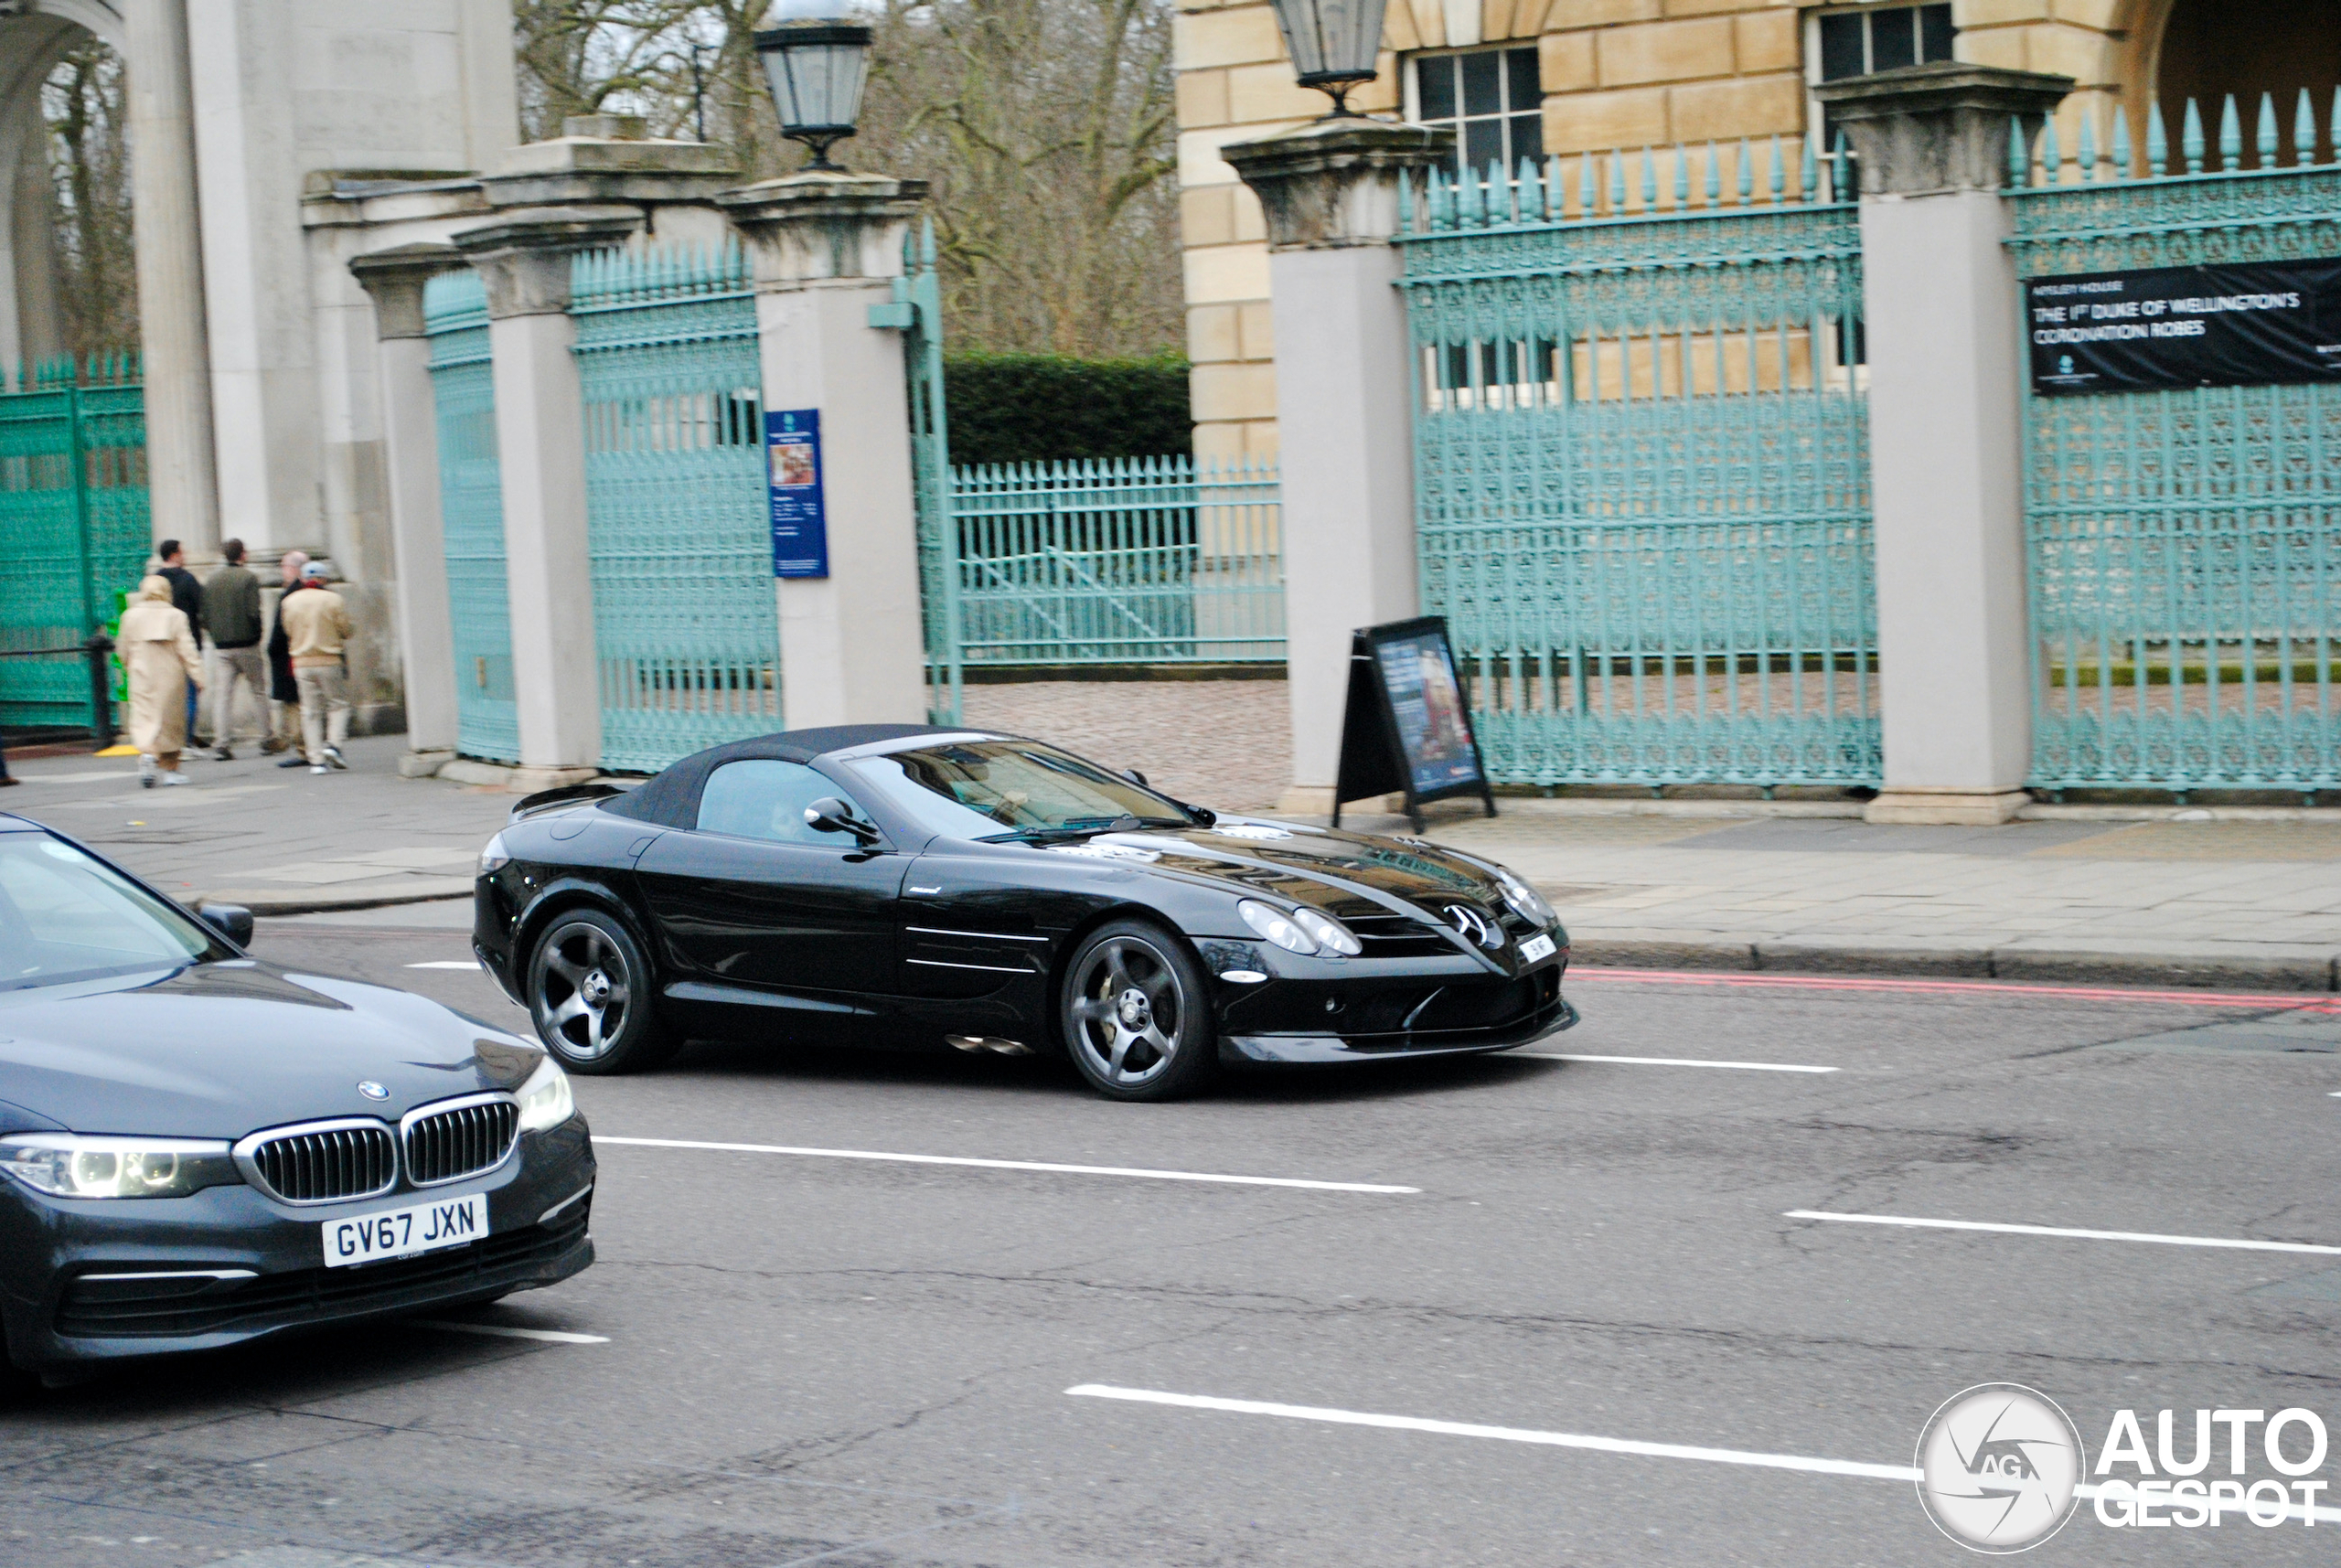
top-left (198, 903), bottom-right (253, 947)
top-left (805, 797), bottom-right (880, 846)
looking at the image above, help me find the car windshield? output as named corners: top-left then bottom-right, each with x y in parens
top-left (0, 832), bottom-right (225, 991)
top-left (848, 740), bottom-right (1194, 843)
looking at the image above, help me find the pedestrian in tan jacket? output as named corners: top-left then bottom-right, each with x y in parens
top-left (279, 560), bottom-right (354, 773)
top-left (119, 575), bottom-right (205, 787)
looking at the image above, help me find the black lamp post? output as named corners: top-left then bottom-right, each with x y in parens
top-left (754, 0), bottom-right (873, 171)
top-left (1267, 0), bottom-right (1390, 118)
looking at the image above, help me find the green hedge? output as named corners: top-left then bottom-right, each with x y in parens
top-left (942, 353), bottom-right (1191, 467)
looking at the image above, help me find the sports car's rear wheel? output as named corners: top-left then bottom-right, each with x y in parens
top-left (528, 911), bottom-right (676, 1074)
top-left (1061, 921), bottom-right (1215, 1101)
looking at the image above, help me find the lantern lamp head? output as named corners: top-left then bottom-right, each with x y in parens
top-left (1266, 0), bottom-right (1390, 118)
top-left (754, 0), bottom-right (874, 171)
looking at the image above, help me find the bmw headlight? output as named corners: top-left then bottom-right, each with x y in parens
top-left (478, 832), bottom-right (511, 876)
top-left (0, 1135), bottom-right (240, 1200)
top-left (1288, 906), bottom-right (1363, 956)
top-left (1238, 899), bottom-right (1318, 955)
top-left (515, 1054), bottom-right (575, 1134)
top-left (1493, 867), bottom-right (1556, 926)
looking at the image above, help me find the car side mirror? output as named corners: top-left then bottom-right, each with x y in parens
top-left (1123, 768), bottom-right (1149, 788)
top-left (804, 797), bottom-right (880, 846)
top-left (198, 903), bottom-right (253, 947)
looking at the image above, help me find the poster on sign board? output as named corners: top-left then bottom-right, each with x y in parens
top-left (766, 409), bottom-right (828, 577)
top-left (1331, 615), bottom-right (1496, 832)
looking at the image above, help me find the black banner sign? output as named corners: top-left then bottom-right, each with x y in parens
top-left (2026, 261), bottom-right (2341, 396)
top-left (1331, 615), bottom-right (1496, 832)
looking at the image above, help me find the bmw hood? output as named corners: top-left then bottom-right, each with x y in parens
top-left (0, 960), bottom-right (543, 1140)
top-left (1053, 819), bottom-right (1526, 924)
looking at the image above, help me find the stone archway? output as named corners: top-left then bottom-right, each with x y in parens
top-left (0, 8), bottom-right (114, 370)
top-left (2116, 0), bottom-right (2340, 167)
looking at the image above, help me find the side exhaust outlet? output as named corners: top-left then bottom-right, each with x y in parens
top-left (947, 1035), bottom-right (1032, 1056)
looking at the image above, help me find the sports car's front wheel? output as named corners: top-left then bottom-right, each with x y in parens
top-left (527, 910), bottom-right (676, 1075)
top-left (1061, 921), bottom-right (1216, 1101)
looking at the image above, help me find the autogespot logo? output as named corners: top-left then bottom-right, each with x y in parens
top-left (1916, 1384), bottom-right (2086, 1553)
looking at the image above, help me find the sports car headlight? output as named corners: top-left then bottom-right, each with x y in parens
top-left (1494, 868), bottom-right (1556, 926)
top-left (1288, 907), bottom-right (1363, 956)
top-left (515, 1054), bottom-right (575, 1134)
top-left (1238, 899), bottom-right (1318, 955)
top-left (0, 1135), bottom-right (240, 1200)
top-left (478, 832), bottom-right (511, 876)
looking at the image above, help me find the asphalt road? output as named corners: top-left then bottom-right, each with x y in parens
top-left (6, 916), bottom-right (2341, 1566)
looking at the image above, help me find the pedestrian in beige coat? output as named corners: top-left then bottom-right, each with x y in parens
top-left (119, 574), bottom-right (205, 787)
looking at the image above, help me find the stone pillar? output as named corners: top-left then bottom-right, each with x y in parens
top-left (1223, 122), bottom-right (1451, 816)
top-left (453, 207), bottom-right (640, 789)
top-left (349, 243), bottom-right (466, 773)
top-left (123, 0), bottom-right (221, 558)
top-left (1815, 63), bottom-right (2072, 826)
top-left (719, 173), bottom-right (932, 730)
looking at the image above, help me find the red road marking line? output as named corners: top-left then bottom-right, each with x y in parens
top-left (1568, 967), bottom-right (2340, 1011)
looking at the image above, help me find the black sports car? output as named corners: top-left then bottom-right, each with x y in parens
top-left (0, 813), bottom-right (593, 1386)
top-left (476, 724), bottom-right (1577, 1100)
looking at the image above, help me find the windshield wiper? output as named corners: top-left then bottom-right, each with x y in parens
top-left (981, 812), bottom-right (1186, 844)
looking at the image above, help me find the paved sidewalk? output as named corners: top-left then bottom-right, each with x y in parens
top-left (6, 733), bottom-right (2337, 990)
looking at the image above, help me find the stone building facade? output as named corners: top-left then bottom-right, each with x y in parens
top-left (1175, 0), bottom-right (2336, 459)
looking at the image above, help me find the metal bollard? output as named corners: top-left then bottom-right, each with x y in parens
top-left (84, 632), bottom-right (112, 744)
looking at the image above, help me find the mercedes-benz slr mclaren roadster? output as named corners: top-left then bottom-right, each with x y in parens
top-left (475, 725), bottom-right (1577, 1101)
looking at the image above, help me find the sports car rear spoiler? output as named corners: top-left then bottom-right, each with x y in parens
top-left (509, 781), bottom-right (631, 822)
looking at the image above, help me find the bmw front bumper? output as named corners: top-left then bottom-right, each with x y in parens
top-left (0, 1118), bottom-right (594, 1375)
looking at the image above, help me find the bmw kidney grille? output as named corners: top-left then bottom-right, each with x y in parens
top-left (242, 1123), bottom-right (400, 1204)
top-left (403, 1097), bottom-right (519, 1187)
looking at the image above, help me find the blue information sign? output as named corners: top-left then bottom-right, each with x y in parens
top-left (766, 409), bottom-right (828, 578)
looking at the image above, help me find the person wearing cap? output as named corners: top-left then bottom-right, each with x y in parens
top-left (278, 560), bottom-right (354, 774)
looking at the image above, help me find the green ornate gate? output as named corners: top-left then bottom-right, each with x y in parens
top-left (0, 357), bottom-right (149, 730)
top-left (1399, 140), bottom-right (1878, 789)
top-left (424, 271), bottom-right (519, 762)
top-left (2010, 95), bottom-right (2341, 796)
top-left (570, 243), bottom-right (780, 773)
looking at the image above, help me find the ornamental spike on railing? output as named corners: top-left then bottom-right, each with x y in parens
top-left (1798, 134), bottom-right (1816, 202)
top-left (1768, 133), bottom-right (1785, 203)
top-left (2258, 92), bottom-right (2279, 167)
top-left (2076, 112), bottom-right (2096, 182)
top-left (2182, 96), bottom-right (2204, 174)
top-left (2039, 115), bottom-right (2060, 186)
top-left (2297, 89), bottom-right (2319, 165)
top-left (1511, 157), bottom-right (1529, 223)
top-left (1578, 152), bottom-right (1598, 220)
top-left (1640, 145), bottom-right (1657, 211)
top-left (1832, 130), bottom-right (1850, 201)
top-left (1397, 167), bottom-right (1415, 231)
top-left (921, 214), bottom-right (937, 267)
top-left (1735, 137), bottom-right (1754, 203)
top-left (1675, 143), bottom-right (1692, 207)
top-left (1609, 148), bottom-right (1626, 216)
top-left (1705, 140), bottom-right (1723, 207)
top-left (2218, 93), bottom-right (2240, 171)
top-left (1543, 155), bottom-right (1562, 219)
top-left (2111, 108), bottom-right (2132, 181)
top-left (2148, 100), bottom-right (2169, 176)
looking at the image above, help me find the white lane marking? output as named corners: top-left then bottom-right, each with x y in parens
top-left (1064, 1385), bottom-right (1915, 1481)
top-left (1521, 1052), bottom-right (1836, 1074)
top-left (1787, 1210), bottom-right (2341, 1256)
top-left (593, 1136), bottom-right (1418, 1194)
top-left (412, 1320), bottom-right (608, 1344)
top-left (406, 960), bottom-right (483, 969)
top-left (1064, 1385), bottom-right (2341, 1524)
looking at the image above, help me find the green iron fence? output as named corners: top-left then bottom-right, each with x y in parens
top-left (571, 243), bottom-right (780, 773)
top-left (0, 356), bottom-right (149, 731)
top-left (1400, 139), bottom-right (1877, 789)
top-left (2010, 93), bottom-right (2341, 797)
top-left (424, 271), bottom-right (520, 763)
top-left (899, 222), bottom-right (1285, 726)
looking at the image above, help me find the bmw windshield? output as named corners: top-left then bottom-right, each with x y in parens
top-left (0, 831), bottom-right (228, 991)
top-left (848, 740), bottom-right (1196, 843)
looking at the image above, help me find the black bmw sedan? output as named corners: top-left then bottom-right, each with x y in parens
top-left (0, 813), bottom-right (594, 1387)
top-left (476, 724), bottom-right (1577, 1101)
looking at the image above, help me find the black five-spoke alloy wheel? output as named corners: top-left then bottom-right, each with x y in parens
top-left (528, 910), bottom-right (674, 1074)
top-left (1062, 920), bottom-right (1215, 1101)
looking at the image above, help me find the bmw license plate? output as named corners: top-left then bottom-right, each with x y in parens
top-left (323, 1193), bottom-right (487, 1269)
top-left (1519, 933), bottom-right (1557, 964)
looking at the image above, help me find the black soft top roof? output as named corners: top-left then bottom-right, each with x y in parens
top-left (597, 724), bottom-right (979, 830)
